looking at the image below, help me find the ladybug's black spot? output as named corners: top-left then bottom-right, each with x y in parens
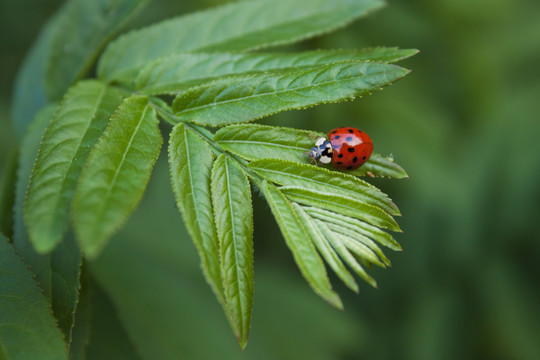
top-left (362, 156), bottom-right (366, 160)
top-left (335, 135), bottom-right (340, 139)
top-left (358, 130), bottom-right (363, 133)
top-left (347, 166), bottom-right (353, 170)
top-left (331, 130), bottom-right (337, 134)
top-left (348, 129), bottom-right (354, 133)
top-left (353, 156), bottom-right (358, 163)
top-left (337, 154), bottom-right (343, 158)
top-left (347, 147), bottom-right (355, 153)
top-left (346, 136), bottom-right (353, 142)
top-left (337, 161), bottom-right (343, 165)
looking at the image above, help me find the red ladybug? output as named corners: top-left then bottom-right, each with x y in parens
top-left (308, 127), bottom-right (373, 170)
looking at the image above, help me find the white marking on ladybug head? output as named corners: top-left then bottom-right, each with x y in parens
top-left (315, 137), bottom-right (326, 147)
top-left (319, 155), bottom-right (332, 164)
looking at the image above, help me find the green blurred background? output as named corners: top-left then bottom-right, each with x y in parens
top-left (1, 0), bottom-right (540, 359)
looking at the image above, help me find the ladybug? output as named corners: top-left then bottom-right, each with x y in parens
top-left (308, 127), bottom-right (373, 170)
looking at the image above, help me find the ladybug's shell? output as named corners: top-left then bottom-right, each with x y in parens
top-left (328, 127), bottom-right (373, 170)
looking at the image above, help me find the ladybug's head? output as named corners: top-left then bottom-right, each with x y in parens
top-left (308, 137), bottom-right (333, 165)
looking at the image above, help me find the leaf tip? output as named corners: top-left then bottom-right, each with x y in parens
top-left (330, 293), bottom-right (344, 311)
top-left (238, 337), bottom-right (249, 351)
top-left (29, 232), bottom-right (61, 255)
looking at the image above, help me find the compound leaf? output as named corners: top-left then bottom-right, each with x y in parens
top-left (98, 0), bottom-right (385, 81)
top-left (25, 80), bottom-right (125, 254)
top-left (0, 235), bottom-right (67, 360)
top-left (211, 155), bottom-right (253, 349)
top-left (137, 48), bottom-right (418, 94)
top-left (172, 62), bottom-right (409, 126)
top-left (259, 181), bottom-right (342, 309)
top-left (73, 95), bottom-right (162, 259)
top-left (168, 123), bottom-right (224, 303)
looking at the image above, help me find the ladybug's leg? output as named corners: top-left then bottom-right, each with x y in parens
top-left (308, 133), bottom-right (319, 140)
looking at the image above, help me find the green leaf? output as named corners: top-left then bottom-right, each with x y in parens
top-left (348, 154), bottom-right (408, 178)
top-left (211, 155), bottom-right (254, 348)
top-left (293, 204), bottom-right (359, 293)
top-left (13, 104), bottom-right (83, 343)
top-left (10, 0), bottom-right (148, 136)
top-left (248, 159), bottom-right (399, 216)
top-left (326, 222), bottom-right (391, 268)
top-left (280, 186), bottom-right (400, 231)
top-left (215, 123), bottom-right (408, 178)
top-left (14, 105), bottom-right (57, 254)
top-left (325, 222), bottom-right (390, 267)
top-left (172, 62), bottom-right (409, 126)
top-left (25, 80), bottom-right (125, 253)
top-left (45, 0), bottom-right (149, 99)
top-left (317, 222), bottom-right (377, 288)
top-left (215, 123), bottom-right (315, 163)
top-left (98, 0), bottom-right (385, 81)
top-left (10, 14), bottom-right (56, 137)
top-left (168, 123), bottom-right (224, 303)
top-left (87, 159), bottom-right (363, 357)
top-left (333, 230), bottom-right (385, 268)
top-left (259, 181), bottom-right (342, 309)
top-left (68, 269), bottom-right (91, 360)
top-left (50, 235), bottom-right (82, 342)
top-left (306, 207), bottom-right (402, 251)
top-left (0, 235), bottom-right (67, 360)
top-left (73, 96), bottom-right (162, 259)
top-left (137, 48), bottom-right (418, 94)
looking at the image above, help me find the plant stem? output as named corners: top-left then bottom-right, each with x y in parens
top-left (148, 98), bottom-right (266, 187)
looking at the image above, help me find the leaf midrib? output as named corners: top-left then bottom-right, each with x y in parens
top-left (218, 139), bottom-right (307, 152)
top-left (224, 159), bottom-right (245, 334)
top-left (39, 84), bottom-right (107, 239)
top-left (93, 104), bottom-right (150, 233)
top-left (184, 126), bottom-right (208, 242)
